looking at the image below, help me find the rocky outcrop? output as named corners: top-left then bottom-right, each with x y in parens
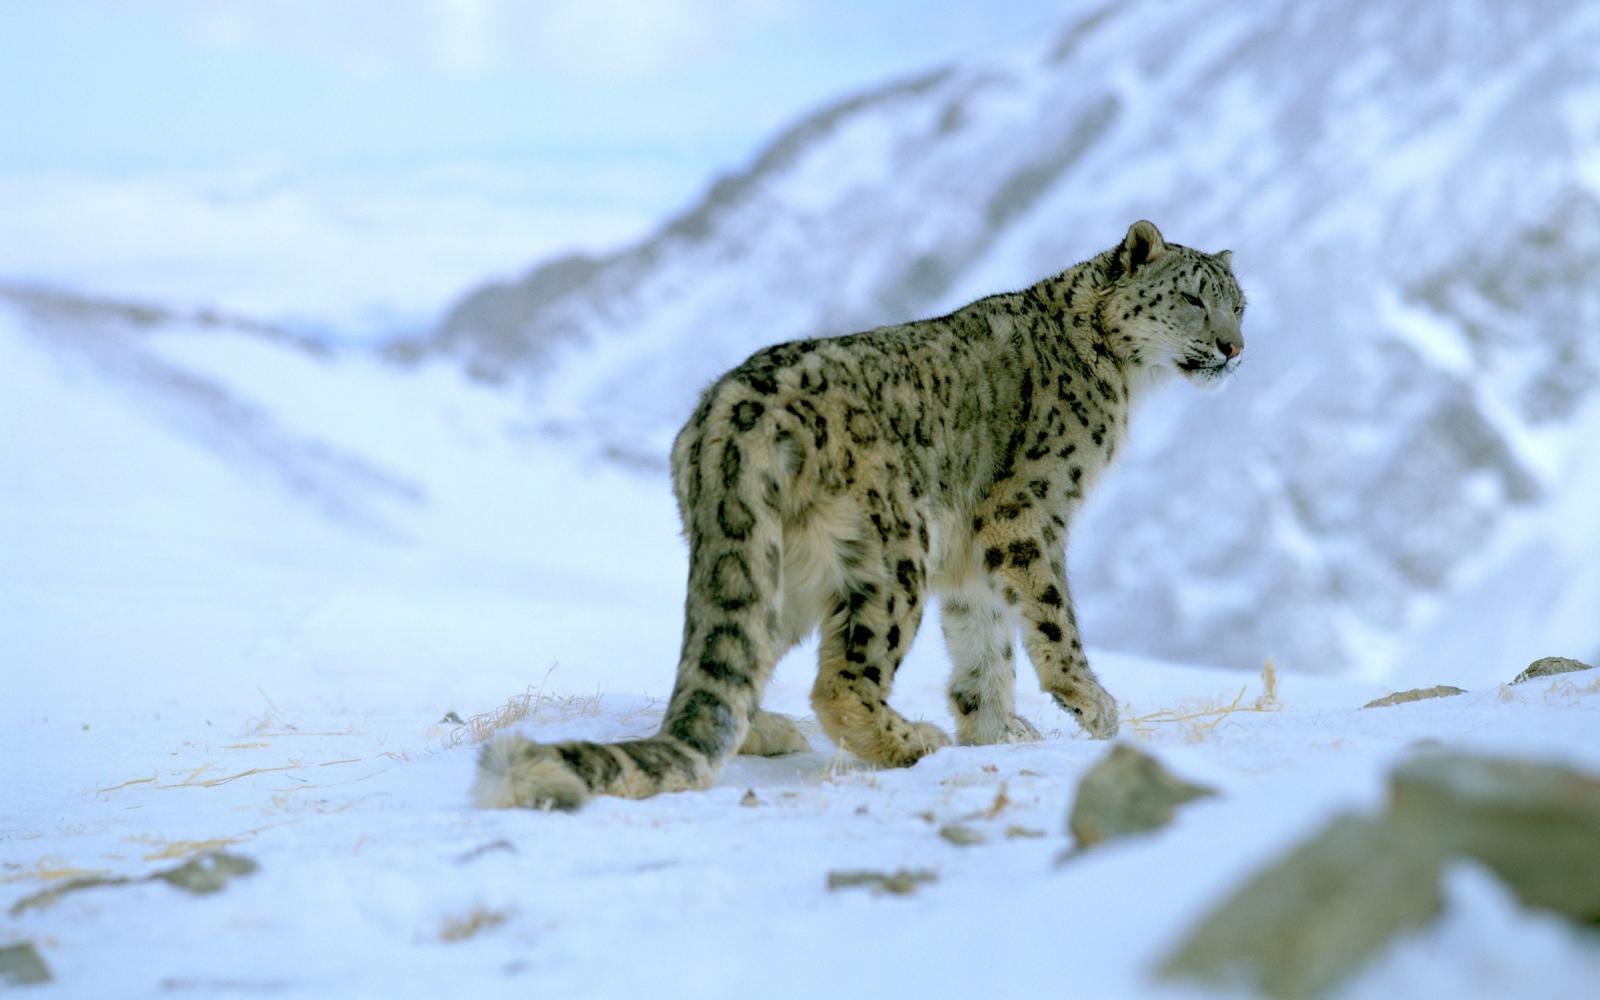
top-left (1363, 685), bottom-right (1467, 709)
top-left (1157, 813), bottom-right (1442, 1000)
top-left (1387, 753), bottom-right (1600, 920)
top-left (1511, 656), bottom-right (1596, 685)
top-left (1158, 751), bottom-right (1600, 998)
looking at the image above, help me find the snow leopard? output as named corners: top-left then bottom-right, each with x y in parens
top-left (475, 220), bottom-right (1246, 809)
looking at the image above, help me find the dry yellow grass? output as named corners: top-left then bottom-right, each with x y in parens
top-left (141, 837), bottom-right (249, 862)
top-left (5, 826), bottom-right (287, 889)
top-left (443, 668), bottom-right (608, 748)
top-left (97, 757), bottom-right (367, 797)
top-left (1124, 659), bottom-right (1283, 742)
top-left (1541, 674), bottom-right (1600, 705)
top-left (0, 862), bottom-right (113, 885)
top-left (245, 689), bottom-right (357, 738)
top-left (819, 749), bottom-right (880, 786)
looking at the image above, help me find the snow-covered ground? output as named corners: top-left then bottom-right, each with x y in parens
top-left (4, 291), bottom-right (1598, 998)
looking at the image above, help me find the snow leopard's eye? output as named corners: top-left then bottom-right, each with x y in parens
top-left (1181, 292), bottom-right (1204, 308)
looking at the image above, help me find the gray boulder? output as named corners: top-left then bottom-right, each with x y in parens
top-left (1068, 744), bottom-right (1217, 850)
top-left (1387, 752), bottom-right (1600, 920)
top-left (1159, 751), bottom-right (1600, 998)
top-left (0, 942), bottom-right (52, 986)
top-left (1157, 813), bottom-right (1444, 1000)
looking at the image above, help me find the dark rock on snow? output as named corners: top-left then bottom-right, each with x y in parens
top-left (1068, 745), bottom-right (1217, 850)
top-left (1159, 751), bottom-right (1600, 999)
top-left (1510, 656), bottom-right (1596, 685)
top-left (1363, 685), bottom-right (1468, 709)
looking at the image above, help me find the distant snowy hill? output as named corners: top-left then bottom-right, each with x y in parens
top-left (0, 280), bottom-right (421, 537)
top-left (426, 0), bottom-right (1600, 680)
top-left (0, 281), bottom-right (690, 715)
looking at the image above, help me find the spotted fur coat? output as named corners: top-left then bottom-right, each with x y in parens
top-left (476, 220), bottom-right (1246, 809)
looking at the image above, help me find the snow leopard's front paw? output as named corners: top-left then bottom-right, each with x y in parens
top-left (999, 713), bottom-right (1044, 743)
top-left (739, 710), bottom-right (812, 756)
top-left (1051, 683), bottom-right (1119, 740)
top-left (906, 721), bottom-right (953, 762)
top-left (957, 711), bottom-right (1042, 746)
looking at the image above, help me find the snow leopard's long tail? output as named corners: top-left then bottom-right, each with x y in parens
top-left (471, 617), bottom-right (767, 810)
top-left (473, 397), bottom-right (784, 810)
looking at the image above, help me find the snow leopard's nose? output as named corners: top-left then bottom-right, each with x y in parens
top-left (1216, 335), bottom-right (1242, 361)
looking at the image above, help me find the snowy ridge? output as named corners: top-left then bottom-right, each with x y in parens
top-left (430, 0), bottom-right (1600, 679)
top-left (0, 281), bottom-right (423, 537)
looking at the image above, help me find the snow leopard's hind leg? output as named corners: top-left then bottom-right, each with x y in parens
top-left (941, 580), bottom-right (1042, 745)
top-left (810, 524), bottom-right (950, 767)
top-left (474, 403), bottom-right (789, 810)
top-left (474, 547), bottom-right (783, 810)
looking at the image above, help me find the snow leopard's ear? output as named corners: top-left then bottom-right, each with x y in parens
top-left (1122, 220), bottom-right (1166, 272)
top-left (1215, 249), bottom-right (1234, 269)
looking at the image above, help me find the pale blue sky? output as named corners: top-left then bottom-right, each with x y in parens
top-left (0, 1), bottom-right (1078, 329)
top-left (1, 2), bottom-right (1068, 176)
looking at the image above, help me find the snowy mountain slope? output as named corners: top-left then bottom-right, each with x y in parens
top-left (0, 162), bottom-right (655, 340)
top-left (1, 282), bottom-right (422, 537)
top-left (0, 287), bottom-right (688, 719)
top-left (428, 0), bottom-right (1600, 680)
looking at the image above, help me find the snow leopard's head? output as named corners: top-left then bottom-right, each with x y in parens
top-left (1099, 220), bottom-right (1246, 387)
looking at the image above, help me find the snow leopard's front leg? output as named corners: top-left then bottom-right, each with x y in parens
top-left (976, 498), bottom-right (1118, 740)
